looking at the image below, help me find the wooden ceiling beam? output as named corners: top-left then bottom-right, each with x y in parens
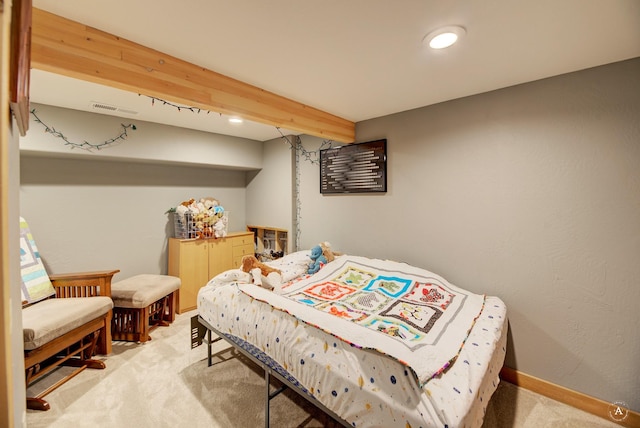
top-left (30, 8), bottom-right (355, 143)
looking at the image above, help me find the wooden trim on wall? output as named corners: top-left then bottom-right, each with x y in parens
top-left (8, 0), bottom-right (30, 136)
top-left (1, 0), bottom-right (17, 426)
top-left (500, 367), bottom-right (639, 428)
top-left (30, 8), bottom-right (355, 143)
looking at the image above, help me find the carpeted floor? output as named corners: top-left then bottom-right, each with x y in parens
top-left (26, 310), bottom-right (620, 428)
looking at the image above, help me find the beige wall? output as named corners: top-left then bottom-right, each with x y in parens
top-left (296, 58), bottom-right (640, 411)
top-left (8, 118), bottom-right (25, 428)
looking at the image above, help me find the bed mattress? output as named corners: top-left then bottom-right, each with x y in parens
top-left (198, 252), bottom-right (507, 427)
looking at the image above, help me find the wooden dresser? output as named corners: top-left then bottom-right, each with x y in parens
top-left (168, 231), bottom-right (254, 313)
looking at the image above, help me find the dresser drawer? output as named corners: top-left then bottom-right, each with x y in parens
top-left (232, 243), bottom-right (254, 259)
top-left (232, 234), bottom-right (254, 247)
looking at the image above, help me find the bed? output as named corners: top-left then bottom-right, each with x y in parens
top-left (197, 251), bottom-right (507, 428)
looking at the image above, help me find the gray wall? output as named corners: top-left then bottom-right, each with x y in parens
top-left (245, 136), bottom-right (295, 253)
top-left (20, 105), bottom-right (262, 280)
top-left (22, 104), bottom-right (263, 169)
top-left (296, 58), bottom-right (640, 411)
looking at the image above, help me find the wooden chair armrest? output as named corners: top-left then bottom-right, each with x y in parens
top-left (50, 269), bottom-right (120, 298)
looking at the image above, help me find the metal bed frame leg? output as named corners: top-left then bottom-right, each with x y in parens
top-left (205, 328), bottom-right (223, 367)
top-left (264, 368), bottom-right (286, 428)
top-left (265, 369), bottom-right (270, 428)
top-left (207, 329), bottom-right (212, 367)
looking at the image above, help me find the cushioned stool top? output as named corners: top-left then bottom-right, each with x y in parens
top-left (111, 274), bottom-right (181, 309)
top-left (23, 296), bottom-right (113, 350)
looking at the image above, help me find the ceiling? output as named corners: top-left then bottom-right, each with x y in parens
top-left (30, 0), bottom-right (640, 142)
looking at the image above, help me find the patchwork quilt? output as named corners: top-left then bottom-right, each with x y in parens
top-left (20, 217), bottom-right (56, 304)
top-left (240, 255), bottom-right (485, 386)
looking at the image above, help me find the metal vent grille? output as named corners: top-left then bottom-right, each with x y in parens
top-left (91, 102), bottom-right (117, 111)
top-left (90, 102), bottom-right (138, 115)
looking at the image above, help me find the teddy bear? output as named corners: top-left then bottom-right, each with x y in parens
top-left (213, 218), bottom-right (227, 238)
top-left (319, 241), bottom-right (342, 263)
top-left (202, 197), bottom-right (225, 219)
top-left (241, 255), bottom-right (283, 292)
top-left (307, 245), bottom-right (327, 274)
top-left (201, 197), bottom-right (218, 211)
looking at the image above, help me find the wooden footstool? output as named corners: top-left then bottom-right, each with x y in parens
top-left (111, 274), bottom-right (181, 343)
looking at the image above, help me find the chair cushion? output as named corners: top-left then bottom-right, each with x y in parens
top-left (19, 217), bottom-right (56, 304)
top-left (23, 297), bottom-right (113, 350)
top-left (111, 275), bottom-right (181, 309)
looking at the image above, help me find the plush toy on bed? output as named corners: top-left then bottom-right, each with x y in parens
top-left (308, 242), bottom-right (343, 274)
top-left (308, 245), bottom-right (328, 274)
top-left (241, 255), bottom-right (283, 292)
top-left (320, 241), bottom-right (342, 262)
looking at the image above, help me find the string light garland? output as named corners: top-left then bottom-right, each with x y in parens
top-left (30, 109), bottom-right (136, 151)
top-left (293, 134), bottom-right (302, 250)
top-left (276, 127), bottom-right (333, 165)
top-left (140, 94), bottom-right (213, 115)
top-left (277, 129), bottom-right (335, 250)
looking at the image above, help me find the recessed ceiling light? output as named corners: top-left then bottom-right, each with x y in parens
top-left (228, 117), bottom-right (243, 124)
top-left (424, 25), bottom-right (466, 49)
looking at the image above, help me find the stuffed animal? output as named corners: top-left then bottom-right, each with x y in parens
top-left (201, 197), bottom-right (218, 211)
top-left (308, 245), bottom-right (327, 274)
top-left (319, 241), bottom-right (342, 263)
top-left (241, 255), bottom-right (283, 292)
top-left (174, 197), bottom-right (228, 239)
top-left (241, 255), bottom-right (281, 276)
top-left (213, 218), bottom-right (227, 238)
top-left (201, 197), bottom-right (225, 219)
